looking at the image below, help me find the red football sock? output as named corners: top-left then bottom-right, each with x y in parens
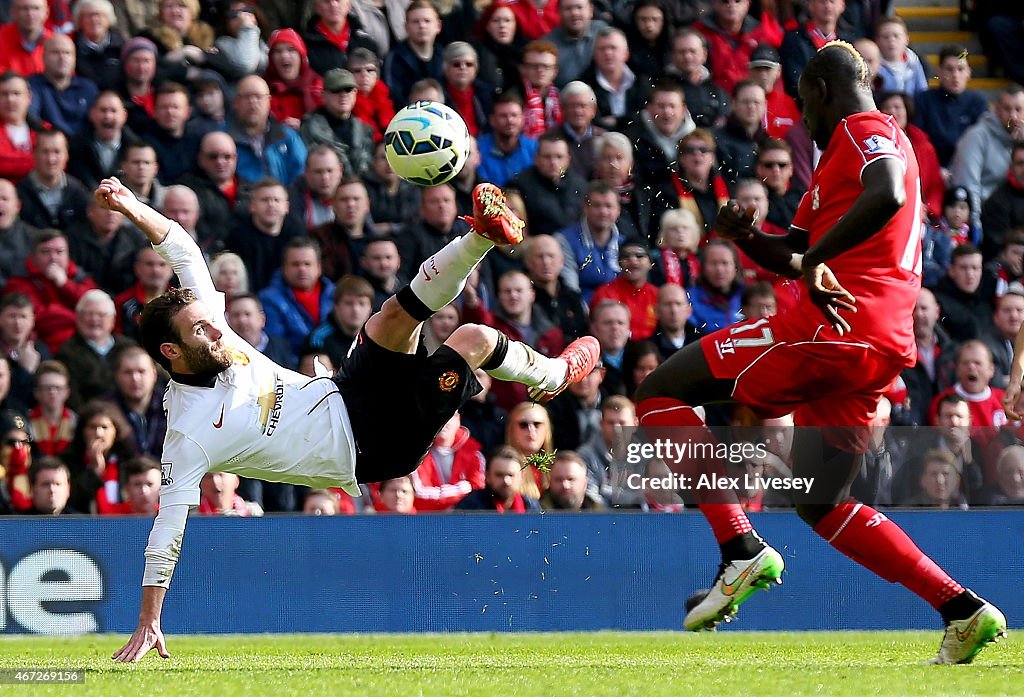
top-left (636, 397), bottom-right (751, 544)
top-left (814, 501), bottom-right (963, 609)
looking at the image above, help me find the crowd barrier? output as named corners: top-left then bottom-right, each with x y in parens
top-left (0, 511), bottom-right (1020, 634)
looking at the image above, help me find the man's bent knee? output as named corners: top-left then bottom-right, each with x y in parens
top-left (444, 324), bottom-right (499, 369)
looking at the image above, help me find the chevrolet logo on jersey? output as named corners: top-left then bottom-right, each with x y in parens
top-left (257, 375), bottom-right (285, 435)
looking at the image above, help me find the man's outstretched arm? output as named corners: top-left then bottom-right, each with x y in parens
top-left (95, 177), bottom-right (219, 302)
top-left (112, 503), bottom-right (191, 663)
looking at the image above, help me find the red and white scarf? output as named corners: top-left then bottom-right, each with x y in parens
top-left (522, 81), bottom-right (562, 138)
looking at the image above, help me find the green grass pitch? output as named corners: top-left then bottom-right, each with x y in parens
top-left (0, 632), bottom-right (1019, 696)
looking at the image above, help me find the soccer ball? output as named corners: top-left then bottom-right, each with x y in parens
top-left (384, 101), bottom-right (470, 187)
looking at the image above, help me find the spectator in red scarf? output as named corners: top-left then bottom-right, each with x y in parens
top-left (302, 0), bottom-right (380, 77)
top-left (29, 359), bottom-right (74, 457)
top-left (650, 207), bottom-right (701, 288)
top-left (441, 41), bottom-right (493, 139)
top-left (349, 47), bottom-right (393, 142)
top-left (878, 91), bottom-right (944, 221)
top-left (665, 128), bottom-right (729, 234)
top-left (982, 143), bottom-right (1024, 257)
top-left (454, 445), bottom-right (542, 511)
top-left (61, 399), bottom-right (137, 514)
top-left (520, 39), bottom-right (562, 138)
top-left (264, 29), bottom-right (323, 130)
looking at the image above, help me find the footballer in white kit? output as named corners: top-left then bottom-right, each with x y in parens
top-left (99, 178), bottom-right (601, 662)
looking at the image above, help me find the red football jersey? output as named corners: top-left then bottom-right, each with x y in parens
top-left (791, 111), bottom-right (922, 364)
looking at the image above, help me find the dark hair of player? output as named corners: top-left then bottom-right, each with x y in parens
top-left (139, 286), bottom-right (199, 371)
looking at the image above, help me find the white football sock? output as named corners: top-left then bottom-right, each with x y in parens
top-left (409, 233), bottom-right (494, 312)
top-left (486, 339), bottom-right (568, 391)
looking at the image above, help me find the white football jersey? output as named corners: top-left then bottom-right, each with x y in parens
top-left (142, 224), bottom-right (359, 587)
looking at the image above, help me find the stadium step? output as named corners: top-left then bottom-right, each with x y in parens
top-left (895, 6), bottom-right (962, 32)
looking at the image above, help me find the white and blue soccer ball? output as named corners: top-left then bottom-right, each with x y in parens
top-left (384, 101), bottom-right (471, 187)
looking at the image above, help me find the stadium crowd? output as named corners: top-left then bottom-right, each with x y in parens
top-left (0, 0), bottom-right (1023, 516)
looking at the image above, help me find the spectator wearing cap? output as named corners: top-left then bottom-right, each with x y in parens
top-left (543, 0), bottom-right (607, 88)
top-left (663, 28), bottom-right (729, 130)
top-left (780, 0), bottom-right (854, 98)
top-left (912, 45), bottom-right (988, 168)
top-left (746, 44), bottom-right (799, 139)
top-left (264, 28), bottom-right (324, 131)
top-left (300, 67), bottom-right (374, 178)
top-left (714, 80), bottom-right (768, 186)
top-left (302, 0), bottom-right (381, 77)
top-left (350, 48), bottom-right (394, 142)
top-left (591, 241), bottom-right (659, 341)
top-left (230, 75), bottom-right (308, 186)
top-left (477, 91), bottom-right (538, 189)
top-left (67, 91), bottom-right (135, 188)
top-left (441, 42), bottom-right (492, 139)
top-left (507, 132), bottom-right (586, 236)
top-left (983, 283), bottom-right (1024, 389)
top-left (696, 0), bottom-right (779, 96)
top-left (28, 34), bottom-right (98, 137)
top-left (73, 0), bottom-right (126, 92)
top-left (0, 0), bottom-right (52, 77)
top-left (626, 79), bottom-right (694, 186)
top-left (982, 143), bottom-right (1024, 258)
top-left (383, 0), bottom-right (444, 109)
top-left (520, 40), bottom-right (562, 139)
top-left (580, 27), bottom-right (650, 131)
top-left (0, 73), bottom-right (39, 183)
top-left (117, 37), bottom-right (159, 136)
top-left (935, 185), bottom-right (980, 249)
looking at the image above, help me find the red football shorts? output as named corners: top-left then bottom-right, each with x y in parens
top-left (700, 314), bottom-right (905, 452)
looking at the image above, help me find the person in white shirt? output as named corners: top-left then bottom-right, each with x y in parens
top-left (99, 177), bottom-right (600, 662)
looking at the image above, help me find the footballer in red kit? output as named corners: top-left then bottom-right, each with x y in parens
top-left (635, 42), bottom-right (1006, 664)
